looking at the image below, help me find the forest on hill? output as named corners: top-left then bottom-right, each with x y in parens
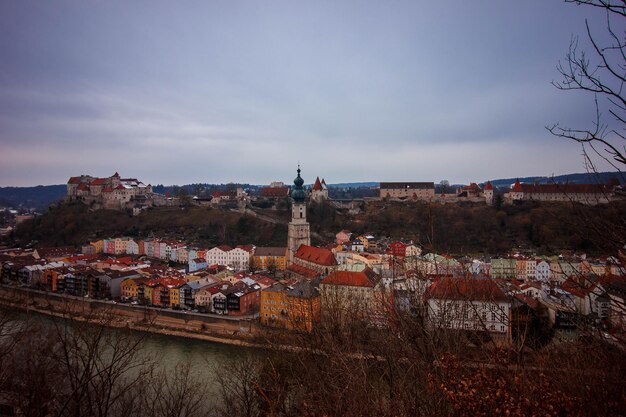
top-left (344, 200), bottom-right (626, 255)
top-left (7, 199), bottom-right (626, 256)
top-left (9, 203), bottom-right (287, 249)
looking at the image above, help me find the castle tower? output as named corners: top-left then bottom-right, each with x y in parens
top-left (311, 176), bottom-right (329, 203)
top-left (288, 165), bottom-right (311, 263)
top-left (484, 181), bottom-right (494, 205)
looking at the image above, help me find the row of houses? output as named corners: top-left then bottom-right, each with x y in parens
top-left (0, 247), bottom-right (273, 316)
top-left (83, 237), bottom-right (288, 273)
top-left (120, 273), bottom-right (264, 315)
top-left (332, 231), bottom-right (625, 285)
top-left (3, 243), bottom-right (625, 340)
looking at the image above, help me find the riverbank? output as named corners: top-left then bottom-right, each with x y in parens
top-left (0, 284), bottom-right (271, 348)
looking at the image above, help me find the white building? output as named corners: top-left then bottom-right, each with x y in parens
top-left (426, 277), bottom-right (511, 338)
top-left (206, 246), bottom-right (230, 267)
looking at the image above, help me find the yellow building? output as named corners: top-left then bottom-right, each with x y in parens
top-left (261, 285), bottom-right (289, 328)
top-left (143, 285), bottom-right (154, 305)
top-left (252, 247), bottom-right (288, 271)
top-left (169, 287), bottom-right (180, 307)
top-left (120, 278), bottom-right (146, 300)
top-left (90, 240), bottom-right (104, 254)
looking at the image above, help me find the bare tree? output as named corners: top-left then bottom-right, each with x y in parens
top-left (548, 1), bottom-right (625, 174)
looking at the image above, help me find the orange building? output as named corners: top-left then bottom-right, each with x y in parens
top-left (261, 280), bottom-right (321, 332)
top-left (252, 247), bottom-right (288, 271)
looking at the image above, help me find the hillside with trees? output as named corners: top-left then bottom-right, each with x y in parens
top-left (343, 200), bottom-right (626, 256)
top-left (9, 202), bottom-right (287, 249)
top-left (8, 198), bottom-right (625, 256)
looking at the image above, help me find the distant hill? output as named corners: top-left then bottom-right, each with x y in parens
top-left (323, 182), bottom-right (379, 189)
top-left (488, 171), bottom-right (624, 189)
top-left (0, 185), bottom-right (66, 210)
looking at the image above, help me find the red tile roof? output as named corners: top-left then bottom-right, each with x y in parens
top-left (512, 181), bottom-right (607, 194)
top-left (212, 190), bottom-right (237, 198)
top-left (312, 176), bottom-right (323, 191)
top-left (484, 181), bottom-right (493, 190)
top-left (322, 268), bottom-right (380, 287)
top-left (514, 293), bottom-right (539, 309)
top-left (260, 187), bottom-right (289, 197)
top-left (91, 178), bottom-right (108, 185)
top-left (287, 263), bottom-right (320, 278)
top-left (34, 246), bottom-right (76, 259)
top-left (252, 275), bottom-right (276, 286)
top-left (236, 244), bottom-right (255, 253)
top-left (67, 176), bottom-right (82, 184)
top-left (425, 277), bottom-right (509, 302)
top-left (295, 245), bottom-right (337, 266)
top-left (462, 182), bottom-right (480, 192)
top-left (561, 276), bottom-right (597, 298)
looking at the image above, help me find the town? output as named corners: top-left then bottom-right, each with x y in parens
top-left (1, 167), bottom-right (624, 345)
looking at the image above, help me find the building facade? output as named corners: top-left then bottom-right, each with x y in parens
top-left (379, 182), bottom-right (435, 201)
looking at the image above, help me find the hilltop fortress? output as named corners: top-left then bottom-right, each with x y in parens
top-left (379, 179), bottom-right (620, 205)
top-left (67, 172), bottom-right (167, 211)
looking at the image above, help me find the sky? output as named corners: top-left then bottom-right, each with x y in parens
top-left (0, 1), bottom-right (619, 186)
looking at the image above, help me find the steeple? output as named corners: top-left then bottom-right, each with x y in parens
top-left (291, 165), bottom-right (307, 202)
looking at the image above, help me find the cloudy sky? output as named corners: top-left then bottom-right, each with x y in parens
top-left (0, 1), bottom-right (617, 186)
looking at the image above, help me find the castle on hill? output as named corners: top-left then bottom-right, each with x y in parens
top-left (67, 172), bottom-right (165, 211)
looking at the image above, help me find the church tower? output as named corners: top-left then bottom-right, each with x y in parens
top-left (287, 165), bottom-right (311, 263)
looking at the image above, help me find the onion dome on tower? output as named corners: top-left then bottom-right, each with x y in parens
top-left (291, 166), bottom-right (307, 202)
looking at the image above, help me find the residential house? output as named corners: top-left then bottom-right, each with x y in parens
top-left (425, 277), bottom-right (512, 340)
top-left (535, 260), bottom-right (552, 283)
top-left (490, 258), bottom-right (517, 279)
top-left (230, 246), bottom-right (251, 271)
top-left (195, 284), bottom-right (221, 311)
top-left (320, 268), bottom-right (389, 326)
top-left (189, 257), bottom-right (207, 273)
top-left (121, 277), bottom-right (150, 301)
top-left (206, 245), bottom-right (231, 267)
top-left (252, 247), bottom-right (288, 272)
top-left (126, 240), bottom-right (140, 255)
top-left (33, 246), bottom-right (76, 261)
top-left (176, 247), bottom-right (189, 264)
top-left (225, 282), bottom-right (261, 316)
top-left (90, 240), bottom-right (104, 254)
top-left (336, 230), bottom-right (352, 245)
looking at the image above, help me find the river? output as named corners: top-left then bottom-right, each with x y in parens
top-left (5, 309), bottom-right (257, 402)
